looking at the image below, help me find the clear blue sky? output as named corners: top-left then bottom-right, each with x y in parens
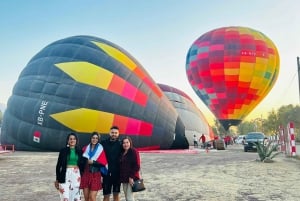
top-left (0, 0), bottom-right (299, 124)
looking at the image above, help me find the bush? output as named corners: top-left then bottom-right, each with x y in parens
top-left (256, 140), bottom-right (281, 162)
top-left (296, 133), bottom-right (300, 143)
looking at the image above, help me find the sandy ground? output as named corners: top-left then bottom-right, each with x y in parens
top-left (0, 144), bottom-right (299, 201)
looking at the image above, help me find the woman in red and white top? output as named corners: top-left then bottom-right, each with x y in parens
top-left (80, 132), bottom-right (108, 201)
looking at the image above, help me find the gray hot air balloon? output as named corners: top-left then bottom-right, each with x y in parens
top-left (1, 35), bottom-right (188, 151)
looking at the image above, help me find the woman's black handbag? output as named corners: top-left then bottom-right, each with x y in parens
top-left (132, 179), bottom-right (146, 192)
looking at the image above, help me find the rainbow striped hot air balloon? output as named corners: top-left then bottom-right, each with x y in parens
top-left (186, 26), bottom-right (280, 130)
top-left (1, 35), bottom-right (188, 151)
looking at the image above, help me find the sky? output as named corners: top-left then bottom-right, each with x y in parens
top-left (0, 1), bottom-right (299, 125)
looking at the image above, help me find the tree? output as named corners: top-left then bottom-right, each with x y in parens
top-left (237, 121), bottom-right (255, 135)
top-left (212, 119), bottom-right (227, 137)
top-left (229, 104), bottom-right (300, 142)
top-left (264, 109), bottom-right (279, 135)
top-left (277, 105), bottom-right (300, 136)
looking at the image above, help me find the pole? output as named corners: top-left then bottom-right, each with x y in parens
top-left (279, 125), bottom-right (285, 153)
top-left (297, 57), bottom-right (300, 102)
top-left (288, 122), bottom-right (296, 157)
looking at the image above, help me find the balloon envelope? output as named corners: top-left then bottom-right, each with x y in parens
top-left (1, 35), bottom-right (188, 151)
top-left (186, 26), bottom-right (280, 130)
top-left (158, 83), bottom-right (214, 144)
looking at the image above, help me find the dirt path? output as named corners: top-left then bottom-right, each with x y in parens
top-left (0, 144), bottom-right (299, 201)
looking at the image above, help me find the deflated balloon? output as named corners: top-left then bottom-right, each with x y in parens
top-left (158, 83), bottom-right (215, 144)
top-left (186, 26), bottom-right (280, 130)
top-left (1, 35), bottom-right (188, 151)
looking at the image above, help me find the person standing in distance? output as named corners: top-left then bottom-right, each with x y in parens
top-left (200, 134), bottom-right (206, 148)
top-left (193, 134), bottom-right (198, 148)
top-left (54, 132), bottom-right (84, 201)
top-left (101, 126), bottom-right (122, 201)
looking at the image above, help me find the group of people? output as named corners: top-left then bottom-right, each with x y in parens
top-left (54, 126), bottom-right (141, 201)
top-left (193, 134), bottom-right (206, 148)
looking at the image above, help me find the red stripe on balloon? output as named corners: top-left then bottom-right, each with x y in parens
top-left (113, 115), bottom-right (153, 136)
top-left (108, 75), bottom-right (148, 107)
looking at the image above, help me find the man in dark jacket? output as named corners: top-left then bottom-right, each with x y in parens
top-left (101, 126), bottom-right (122, 201)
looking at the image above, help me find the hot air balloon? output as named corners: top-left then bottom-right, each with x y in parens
top-left (186, 26), bottom-right (280, 130)
top-left (158, 83), bottom-right (214, 145)
top-left (1, 35), bottom-right (188, 151)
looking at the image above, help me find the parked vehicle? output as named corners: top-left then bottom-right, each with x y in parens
top-left (244, 132), bottom-right (265, 152)
top-left (235, 135), bottom-right (245, 144)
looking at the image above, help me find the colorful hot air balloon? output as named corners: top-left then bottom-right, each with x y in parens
top-left (1, 35), bottom-right (188, 151)
top-left (186, 26), bottom-right (280, 130)
top-left (158, 83), bottom-right (214, 145)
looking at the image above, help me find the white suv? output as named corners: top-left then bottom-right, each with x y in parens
top-left (235, 135), bottom-right (245, 144)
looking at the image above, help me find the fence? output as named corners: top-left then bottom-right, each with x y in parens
top-left (279, 122), bottom-right (297, 156)
top-left (0, 144), bottom-right (15, 152)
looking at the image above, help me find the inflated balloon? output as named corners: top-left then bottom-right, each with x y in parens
top-left (1, 35), bottom-right (188, 151)
top-left (186, 26), bottom-right (280, 130)
top-left (158, 83), bottom-right (215, 144)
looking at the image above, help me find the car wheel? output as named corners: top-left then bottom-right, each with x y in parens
top-left (244, 147), bottom-right (247, 152)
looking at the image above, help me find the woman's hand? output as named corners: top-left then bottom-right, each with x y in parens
top-left (129, 177), bottom-right (134, 186)
top-left (54, 180), bottom-right (59, 190)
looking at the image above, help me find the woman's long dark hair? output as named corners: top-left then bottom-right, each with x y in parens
top-left (90, 131), bottom-right (100, 145)
top-left (65, 132), bottom-right (81, 155)
top-left (66, 132), bottom-right (79, 146)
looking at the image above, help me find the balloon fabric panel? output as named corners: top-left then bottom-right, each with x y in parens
top-left (55, 61), bottom-right (148, 107)
top-left (92, 41), bottom-right (162, 98)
